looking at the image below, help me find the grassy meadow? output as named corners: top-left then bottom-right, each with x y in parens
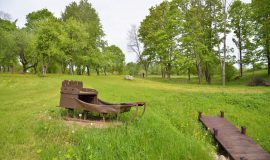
top-left (0, 71), bottom-right (269, 160)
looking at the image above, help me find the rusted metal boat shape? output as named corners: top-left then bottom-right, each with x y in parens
top-left (59, 80), bottom-right (146, 121)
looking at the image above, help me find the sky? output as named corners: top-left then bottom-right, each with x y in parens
top-left (0, 0), bottom-right (163, 62)
top-left (0, 0), bottom-right (250, 63)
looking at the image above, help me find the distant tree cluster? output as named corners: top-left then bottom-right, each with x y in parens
top-left (128, 0), bottom-right (270, 85)
top-left (0, 0), bottom-right (125, 75)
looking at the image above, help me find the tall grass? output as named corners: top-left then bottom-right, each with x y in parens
top-left (0, 72), bottom-right (269, 159)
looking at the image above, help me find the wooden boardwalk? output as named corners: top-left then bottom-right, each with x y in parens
top-left (199, 112), bottom-right (270, 160)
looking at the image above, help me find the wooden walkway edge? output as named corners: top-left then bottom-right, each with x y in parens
top-left (198, 111), bottom-right (270, 160)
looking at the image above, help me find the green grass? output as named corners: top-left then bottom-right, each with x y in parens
top-left (0, 71), bottom-right (269, 160)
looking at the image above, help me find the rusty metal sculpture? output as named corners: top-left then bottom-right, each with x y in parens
top-left (59, 80), bottom-right (146, 121)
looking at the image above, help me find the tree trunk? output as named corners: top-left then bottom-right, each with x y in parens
top-left (11, 65), bottom-right (14, 73)
top-left (86, 65), bottom-right (90, 76)
top-left (143, 63), bottom-right (149, 77)
top-left (42, 65), bottom-right (47, 76)
top-left (161, 68), bottom-right (165, 78)
top-left (70, 64), bottom-right (74, 75)
top-left (19, 49), bottom-right (28, 74)
top-left (214, 2), bottom-right (223, 84)
top-left (267, 49), bottom-right (270, 77)
top-left (34, 65), bottom-right (37, 74)
top-left (23, 66), bottom-right (27, 73)
top-left (239, 31), bottom-right (243, 77)
top-left (239, 49), bottom-right (243, 77)
top-left (197, 61), bottom-right (203, 84)
top-left (205, 63), bottom-right (211, 84)
top-left (222, 0), bottom-right (227, 86)
top-left (77, 65), bottom-right (82, 75)
top-left (104, 67), bottom-right (107, 76)
top-left (267, 39), bottom-right (270, 77)
top-left (61, 62), bottom-right (66, 74)
top-left (167, 63), bottom-right (172, 79)
top-left (96, 67), bottom-right (100, 76)
top-left (23, 64), bottom-right (36, 74)
top-left (188, 68), bottom-right (191, 81)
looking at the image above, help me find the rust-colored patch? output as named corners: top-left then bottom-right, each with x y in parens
top-left (59, 80), bottom-right (146, 122)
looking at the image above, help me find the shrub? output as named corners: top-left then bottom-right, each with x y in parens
top-left (248, 77), bottom-right (266, 86)
top-left (225, 63), bottom-right (237, 81)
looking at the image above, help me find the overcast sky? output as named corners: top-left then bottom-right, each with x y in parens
top-left (0, 0), bottom-right (164, 62)
top-left (0, 0), bottom-right (250, 63)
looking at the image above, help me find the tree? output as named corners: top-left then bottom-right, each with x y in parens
top-left (127, 25), bottom-right (150, 77)
top-left (179, 0), bottom-right (222, 84)
top-left (102, 45), bottom-right (125, 75)
top-left (34, 18), bottom-right (61, 76)
top-left (59, 18), bottom-right (88, 75)
top-left (125, 62), bottom-right (140, 76)
top-left (252, 0), bottom-right (270, 76)
top-left (139, 1), bottom-right (182, 79)
top-left (180, 0), bottom-right (206, 83)
top-left (221, 0), bottom-right (232, 86)
top-left (13, 29), bottom-right (38, 73)
top-left (0, 18), bottom-right (17, 72)
top-left (25, 9), bottom-right (59, 75)
top-left (229, 0), bottom-right (250, 77)
top-left (62, 0), bottom-right (104, 74)
top-left (25, 9), bottom-right (55, 30)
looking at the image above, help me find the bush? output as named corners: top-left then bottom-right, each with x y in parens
top-left (225, 63), bottom-right (237, 81)
top-left (248, 77), bottom-right (267, 86)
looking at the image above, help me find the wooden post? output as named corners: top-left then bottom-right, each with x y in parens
top-left (241, 126), bottom-right (246, 135)
top-left (220, 111), bottom-right (224, 118)
top-left (83, 111), bottom-right (87, 120)
top-left (102, 113), bottom-right (105, 122)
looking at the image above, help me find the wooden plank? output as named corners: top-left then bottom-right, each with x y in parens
top-left (199, 112), bottom-right (270, 160)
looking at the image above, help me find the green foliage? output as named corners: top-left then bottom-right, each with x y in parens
top-left (229, 0), bottom-right (252, 76)
top-left (59, 18), bottom-right (88, 74)
top-left (102, 45), bottom-right (125, 74)
top-left (139, 0), bottom-right (224, 83)
top-left (62, 0), bottom-right (104, 47)
top-left (1, 1), bottom-right (124, 76)
top-left (0, 18), bottom-right (16, 31)
top-left (0, 19), bottom-right (17, 70)
top-left (34, 17), bottom-right (62, 75)
top-left (139, 1), bottom-right (183, 79)
top-left (26, 8), bottom-right (55, 30)
top-left (125, 62), bottom-right (139, 76)
top-left (225, 63), bottom-right (237, 81)
top-left (1, 0), bottom-right (269, 83)
top-left (252, 0), bottom-right (270, 75)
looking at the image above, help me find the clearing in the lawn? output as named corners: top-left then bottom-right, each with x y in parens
top-left (0, 72), bottom-right (269, 160)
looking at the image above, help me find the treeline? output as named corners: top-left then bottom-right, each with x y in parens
top-left (0, 0), bottom-right (125, 76)
top-left (128, 0), bottom-right (270, 85)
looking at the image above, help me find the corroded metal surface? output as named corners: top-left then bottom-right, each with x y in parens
top-left (199, 112), bottom-right (270, 160)
top-left (59, 80), bottom-right (146, 120)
